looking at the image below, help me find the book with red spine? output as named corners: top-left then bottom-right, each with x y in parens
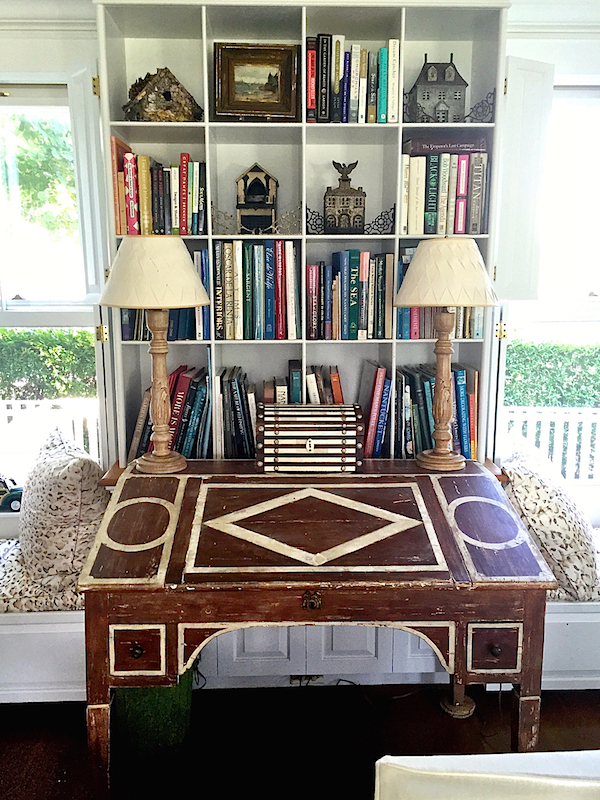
top-left (274, 239), bottom-right (287, 340)
top-left (123, 152), bottom-right (140, 235)
top-left (179, 152), bottom-right (190, 235)
top-left (110, 135), bottom-right (131, 235)
top-left (329, 365), bottom-right (344, 404)
top-left (167, 366), bottom-right (196, 451)
top-left (306, 37), bottom-right (317, 122)
top-left (306, 263), bottom-right (319, 339)
top-left (364, 365), bottom-right (387, 458)
top-left (410, 307), bottom-right (420, 339)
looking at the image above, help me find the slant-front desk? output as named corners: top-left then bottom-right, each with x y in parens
top-left (79, 460), bottom-right (555, 774)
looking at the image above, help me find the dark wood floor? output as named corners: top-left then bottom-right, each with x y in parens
top-left (2, 684), bottom-right (600, 800)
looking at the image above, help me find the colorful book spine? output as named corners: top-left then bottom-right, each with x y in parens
top-left (377, 47), bottom-right (388, 123)
top-left (358, 251), bottom-right (369, 340)
top-left (436, 152), bottom-right (451, 235)
top-left (232, 240), bottom-right (244, 340)
top-left (123, 153), bottom-right (139, 235)
top-left (367, 51), bottom-right (378, 123)
top-left (454, 154), bottom-right (469, 234)
top-left (358, 48), bottom-right (368, 124)
top-left (330, 34), bottom-right (345, 123)
top-left (306, 37), bottom-right (317, 122)
top-left (222, 241), bottom-right (234, 339)
top-left (179, 152), bottom-right (189, 235)
top-left (253, 244), bottom-right (264, 340)
top-left (349, 43), bottom-right (361, 123)
top-left (364, 365), bottom-right (387, 458)
top-left (407, 155), bottom-right (426, 235)
top-left (453, 366), bottom-right (471, 458)
top-left (170, 165), bottom-right (180, 234)
top-left (341, 51), bottom-right (351, 123)
top-left (348, 249), bottom-right (360, 339)
top-left (424, 153), bottom-right (440, 234)
top-left (274, 239), bottom-right (287, 339)
top-left (242, 241), bottom-right (254, 340)
top-left (213, 242), bottom-right (224, 340)
top-left (387, 39), bottom-right (400, 124)
top-left (317, 34), bottom-right (332, 123)
top-left (264, 240), bottom-right (275, 339)
top-left (285, 240), bottom-right (298, 340)
top-left (306, 263), bottom-right (319, 340)
top-left (467, 152), bottom-right (488, 235)
top-left (372, 376), bottom-right (392, 457)
top-left (200, 248), bottom-right (210, 340)
top-left (191, 160), bottom-right (200, 235)
top-left (324, 262), bottom-right (333, 341)
top-left (163, 167), bottom-right (172, 234)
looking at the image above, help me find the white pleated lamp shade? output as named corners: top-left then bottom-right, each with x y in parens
top-left (394, 237), bottom-right (499, 308)
top-left (99, 236), bottom-right (210, 309)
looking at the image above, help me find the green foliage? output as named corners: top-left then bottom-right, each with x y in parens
top-left (0, 329), bottom-right (96, 400)
top-left (504, 340), bottom-right (600, 407)
top-left (1, 114), bottom-right (78, 238)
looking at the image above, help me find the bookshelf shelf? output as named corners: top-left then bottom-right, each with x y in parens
top-left (98, 0), bottom-right (505, 468)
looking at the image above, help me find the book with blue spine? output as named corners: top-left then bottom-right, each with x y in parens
top-left (377, 47), bottom-right (388, 123)
top-left (348, 249), bottom-right (360, 339)
top-left (372, 376), bottom-right (392, 457)
top-left (452, 365), bottom-right (471, 458)
top-left (341, 51), bottom-right (351, 123)
top-left (263, 240), bottom-right (275, 339)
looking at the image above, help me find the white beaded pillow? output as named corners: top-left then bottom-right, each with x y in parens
top-left (19, 429), bottom-right (109, 590)
top-left (502, 452), bottom-right (599, 601)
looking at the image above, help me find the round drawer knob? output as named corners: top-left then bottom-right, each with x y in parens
top-left (489, 644), bottom-right (502, 658)
top-left (130, 643), bottom-right (145, 659)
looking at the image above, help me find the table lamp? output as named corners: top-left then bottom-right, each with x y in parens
top-left (394, 237), bottom-right (498, 471)
top-left (99, 236), bottom-right (209, 474)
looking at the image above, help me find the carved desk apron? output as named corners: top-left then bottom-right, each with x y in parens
top-left (78, 460), bottom-right (556, 775)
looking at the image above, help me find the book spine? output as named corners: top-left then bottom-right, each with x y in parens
top-left (407, 156), bottom-right (426, 235)
top-left (181, 381), bottom-right (207, 459)
top-left (162, 168), bottom-right (172, 234)
top-left (198, 162), bottom-right (206, 235)
top-left (454, 197), bottom-right (467, 235)
top-left (127, 388), bottom-right (151, 463)
top-left (374, 254), bottom-right (386, 339)
top-left (367, 51), bottom-right (378, 123)
top-left (424, 153), bottom-right (440, 234)
top-left (191, 160), bottom-right (200, 235)
top-left (400, 154), bottom-right (410, 235)
top-left (264, 240), bottom-right (275, 339)
top-left (222, 241), bottom-right (234, 339)
top-left (348, 249), bottom-right (360, 339)
top-left (372, 376), bottom-right (392, 457)
top-left (167, 375), bottom-right (191, 451)
top-left (213, 242), bottom-right (225, 340)
top-left (446, 153), bottom-right (459, 235)
top-left (285, 240), bottom-right (298, 340)
top-left (170, 165), bottom-right (180, 234)
top-left (151, 164), bottom-right (160, 234)
top-left (358, 251), bottom-right (369, 340)
top-left (232, 240), bottom-right (244, 340)
top-left (436, 152), bottom-right (451, 235)
top-left (467, 152), bottom-right (488, 236)
top-left (367, 258), bottom-right (376, 339)
top-left (179, 152), bottom-right (189, 235)
top-left (364, 366), bottom-right (387, 458)
top-left (330, 34), bottom-right (345, 123)
top-left (117, 173), bottom-right (126, 236)
top-left (377, 47), bottom-right (388, 123)
top-left (453, 368), bottom-right (471, 458)
top-left (358, 48), bottom-right (368, 124)
top-left (306, 37), bottom-right (317, 122)
top-left (387, 39), bottom-right (400, 124)
top-left (306, 263), bottom-right (319, 340)
top-left (402, 137), bottom-right (487, 156)
top-left (253, 244), bottom-right (264, 340)
top-left (384, 252), bottom-right (394, 340)
top-left (274, 239), bottom-right (287, 339)
top-left (338, 251), bottom-right (350, 340)
top-left (242, 241), bottom-right (254, 339)
top-left (317, 34), bottom-right (331, 122)
top-left (137, 155), bottom-right (152, 235)
top-left (410, 307), bottom-right (420, 339)
top-left (110, 136), bottom-right (128, 235)
top-left (329, 366), bottom-right (344, 404)
top-left (341, 51), bottom-right (351, 123)
top-left (349, 43), bottom-right (361, 123)
top-left (123, 153), bottom-right (140, 235)
top-left (324, 263), bottom-right (333, 340)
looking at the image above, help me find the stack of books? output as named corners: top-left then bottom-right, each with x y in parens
top-left (307, 35), bottom-right (400, 124)
top-left (110, 136), bottom-right (207, 236)
top-left (306, 250), bottom-right (394, 341)
top-left (400, 138), bottom-right (489, 236)
top-left (213, 240), bottom-right (300, 341)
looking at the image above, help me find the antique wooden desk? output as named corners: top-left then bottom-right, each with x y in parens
top-left (79, 460), bottom-right (555, 774)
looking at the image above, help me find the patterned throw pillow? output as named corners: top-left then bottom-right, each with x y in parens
top-left (18, 429), bottom-right (109, 590)
top-left (502, 454), bottom-right (599, 601)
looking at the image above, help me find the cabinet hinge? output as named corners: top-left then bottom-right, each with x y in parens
top-left (493, 263), bottom-right (497, 281)
top-left (504, 77), bottom-right (507, 95)
top-left (96, 324), bottom-right (109, 343)
top-left (92, 75), bottom-right (100, 96)
top-left (495, 322), bottom-right (508, 340)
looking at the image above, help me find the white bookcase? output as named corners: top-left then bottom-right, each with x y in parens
top-left (96, 0), bottom-right (507, 682)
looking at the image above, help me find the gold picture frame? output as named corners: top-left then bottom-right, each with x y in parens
top-left (214, 43), bottom-right (299, 121)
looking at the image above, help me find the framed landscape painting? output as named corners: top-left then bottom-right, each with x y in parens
top-left (214, 43), bottom-right (299, 121)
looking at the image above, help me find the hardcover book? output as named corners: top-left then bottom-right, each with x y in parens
top-left (330, 33), bottom-right (345, 122)
top-left (306, 37), bottom-right (317, 122)
top-left (317, 33), bottom-right (332, 122)
top-left (123, 152), bottom-right (139, 235)
top-left (424, 154), bottom-right (440, 234)
top-left (109, 135), bottom-right (131, 235)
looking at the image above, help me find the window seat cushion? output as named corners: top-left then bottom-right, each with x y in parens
top-left (501, 447), bottom-right (599, 602)
top-left (0, 539), bottom-right (84, 613)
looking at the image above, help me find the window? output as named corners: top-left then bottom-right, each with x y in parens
top-left (0, 81), bottom-right (105, 491)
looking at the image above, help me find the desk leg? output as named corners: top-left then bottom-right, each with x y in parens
top-left (85, 594), bottom-right (111, 785)
top-left (512, 591), bottom-right (545, 752)
top-left (511, 689), bottom-right (541, 752)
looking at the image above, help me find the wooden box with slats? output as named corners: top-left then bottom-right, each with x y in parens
top-left (255, 404), bottom-right (364, 473)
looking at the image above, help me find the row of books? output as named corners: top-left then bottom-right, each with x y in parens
top-left (400, 139), bottom-right (490, 236)
top-left (120, 250), bottom-right (211, 341)
top-left (307, 35), bottom-right (400, 124)
top-left (306, 251), bottom-right (394, 341)
top-left (127, 363), bottom-right (213, 463)
top-left (213, 239), bottom-right (301, 341)
top-left (111, 135), bottom-right (207, 236)
top-left (394, 363), bottom-right (479, 460)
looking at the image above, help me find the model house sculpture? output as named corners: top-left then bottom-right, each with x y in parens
top-left (405, 54), bottom-right (467, 123)
top-left (324, 160), bottom-right (366, 235)
top-left (236, 163), bottom-right (278, 233)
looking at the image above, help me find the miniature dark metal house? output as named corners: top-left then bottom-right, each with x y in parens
top-left (236, 163), bottom-right (278, 234)
top-left (324, 160), bottom-right (366, 235)
top-left (405, 54), bottom-right (467, 123)
top-left (123, 67), bottom-right (203, 122)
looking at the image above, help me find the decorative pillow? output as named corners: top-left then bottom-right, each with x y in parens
top-left (502, 452), bottom-right (599, 601)
top-left (19, 429), bottom-right (109, 590)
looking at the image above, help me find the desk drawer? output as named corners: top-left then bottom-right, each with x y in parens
top-left (467, 624), bottom-right (523, 674)
top-left (109, 624), bottom-right (167, 676)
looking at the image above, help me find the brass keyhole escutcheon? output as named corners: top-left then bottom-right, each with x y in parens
top-left (302, 591), bottom-right (322, 610)
top-left (305, 438), bottom-right (315, 453)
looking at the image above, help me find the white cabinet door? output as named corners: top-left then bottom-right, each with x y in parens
top-left (306, 625), bottom-right (394, 675)
top-left (494, 56), bottom-right (554, 302)
top-left (213, 626), bottom-right (306, 677)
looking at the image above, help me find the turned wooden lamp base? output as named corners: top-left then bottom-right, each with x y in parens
top-left (133, 307), bottom-right (188, 475)
top-left (418, 309), bottom-right (467, 473)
